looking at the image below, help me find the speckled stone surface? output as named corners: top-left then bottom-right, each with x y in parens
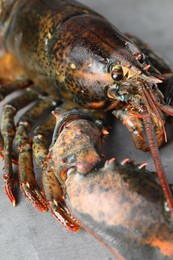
top-left (1, 1), bottom-right (173, 260)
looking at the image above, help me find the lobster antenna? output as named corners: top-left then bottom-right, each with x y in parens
top-left (143, 117), bottom-right (173, 216)
top-left (142, 87), bottom-right (173, 217)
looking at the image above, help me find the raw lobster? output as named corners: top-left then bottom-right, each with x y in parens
top-left (1, 0), bottom-right (173, 259)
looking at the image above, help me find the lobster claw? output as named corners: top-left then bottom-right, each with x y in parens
top-left (42, 164), bottom-right (80, 232)
top-left (48, 108), bottom-right (173, 259)
top-left (65, 161), bottom-right (173, 260)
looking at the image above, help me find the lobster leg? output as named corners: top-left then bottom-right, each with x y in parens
top-left (31, 111), bottom-right (80, 231)
top-left (1, 88), bottom-right (38, 206)
top-left (0, 78), bottom-right (32, 101)
top-left (32, 114), bottom-right (56, 168)
top-left (14, 96), bottom-right (59, 211)
top-left (0, 78), bottom-right (32, 159)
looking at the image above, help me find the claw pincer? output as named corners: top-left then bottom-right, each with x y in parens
top-left (42, 109), bottom-right (103, 231)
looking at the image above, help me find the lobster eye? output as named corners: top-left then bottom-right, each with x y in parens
top-left (111, 66), bottom-right (123, 81)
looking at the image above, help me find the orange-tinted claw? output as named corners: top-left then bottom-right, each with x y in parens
top-left (42, 166), bottom-right (80, 231)
top-left (50, 199), bottom-right (80, 232)
top-left (20, 181), bottom-right (48, 212)
top-left (3, 173), bottom-right (16, 206)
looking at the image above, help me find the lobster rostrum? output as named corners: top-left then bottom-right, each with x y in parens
top-left (1, 0), bottom-right (173, 259)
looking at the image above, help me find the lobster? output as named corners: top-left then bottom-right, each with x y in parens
top-left (0, 0), bottom-right (173, 259)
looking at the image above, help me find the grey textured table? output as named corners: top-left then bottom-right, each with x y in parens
top-left (1, 1), bottom-right (173, 260)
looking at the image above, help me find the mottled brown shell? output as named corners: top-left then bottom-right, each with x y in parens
top-left (65, 163), bottom-right (173, 260)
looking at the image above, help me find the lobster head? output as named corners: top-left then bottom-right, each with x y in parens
top-left (106, 34), bottom-right (168, 151)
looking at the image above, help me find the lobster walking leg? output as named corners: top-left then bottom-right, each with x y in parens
top-left (31, 111), bottom-right (80, 231)
top-left (0, 77), bottom-right (33, 160)
top-left (0, 78), bottom-right (32, 101)
top-left (14, 96), bottom-right (59, 211)
top-left (1, 88), bottom-right (38, 206)
top-left (32, 114), bottom-right (56, 168)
